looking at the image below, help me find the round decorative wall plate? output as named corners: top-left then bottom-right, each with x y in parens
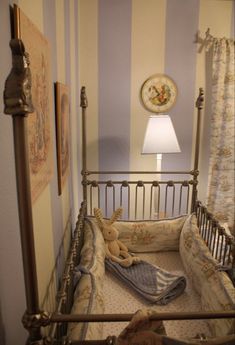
top-left (141, 74), bottom-right (177, 113)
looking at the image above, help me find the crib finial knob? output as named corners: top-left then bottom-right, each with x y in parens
top-left (196, 88), bottom-right (204, 109)
top-left (80, 86), bottom-right (88, 108)
top-left (4, 38), bottom-right (34, 116)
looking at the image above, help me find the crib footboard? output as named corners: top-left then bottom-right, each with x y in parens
top-left (195, 201), bottom-right (234, 269)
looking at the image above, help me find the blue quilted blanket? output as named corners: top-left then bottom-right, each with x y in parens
top-left (105, 259), bottom-right (186, 305)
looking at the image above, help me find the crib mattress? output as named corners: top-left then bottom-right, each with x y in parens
top-left (103, 251), bottom-right (211, 339)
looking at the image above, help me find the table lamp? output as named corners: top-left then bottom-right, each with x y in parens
top-left (142, 114), bottom-right (181, 171)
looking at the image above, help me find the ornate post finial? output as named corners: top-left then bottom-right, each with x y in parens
top-left (196, 87), bottom-right (204, 109)
top-left (4, 38), bottom-right (34, 116)
top-left (80, 86), bottom-right (88, 108)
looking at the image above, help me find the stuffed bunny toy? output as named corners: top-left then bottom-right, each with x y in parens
top-left (94, 207), bottom-right (140, 268)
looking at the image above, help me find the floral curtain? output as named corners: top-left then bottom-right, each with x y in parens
top-left (207, 38), bottom-right (235, 234)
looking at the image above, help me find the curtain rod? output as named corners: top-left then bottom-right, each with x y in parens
top-left (195, 27), bottom-right (215, 53)
top-left (195, 27), bottom-right (234, 53)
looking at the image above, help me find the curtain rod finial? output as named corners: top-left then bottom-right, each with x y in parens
top-left (206, 28), bottom-right (210, 37)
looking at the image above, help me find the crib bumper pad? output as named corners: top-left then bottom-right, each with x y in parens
top-left (105, 258), bottom-right (186, 304)
top-left (68, 216), bottom-right (235, 340)
top-left (179, 214), bottom-right (235, 337)
top-left (115, 215), bottom-right (187, 253)
top-left (67, 218), bottom-right (106, 341)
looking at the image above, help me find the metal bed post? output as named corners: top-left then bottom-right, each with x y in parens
top-left (191, 88), bottom-right (204, 212)
top-left (3, 38), bottom-right (45, 344)
top-left (81, 86), bottom-right (88, 215)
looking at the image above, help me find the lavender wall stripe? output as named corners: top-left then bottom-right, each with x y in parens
top-left (64, 0), bottom-right (75, 219)
top-left (43, 0), bottom-right (58, 78)
top-left (74, 0), bottom-right (79, 112)
top-left (43, 0), bottom-right (63, 262)
top-left (64, 0), bottom-right (71, 86)
top-left (163, 0), bottom-right (200, 172)
top-left (74, 0), bottom-right (82, 203)
top-left (98, 0), bottom-right (132, 172)
top-left (232, 0), bottom-right (235, 38)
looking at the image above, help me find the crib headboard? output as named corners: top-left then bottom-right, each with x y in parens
top-left (80, 86), bottom-right (204, 221)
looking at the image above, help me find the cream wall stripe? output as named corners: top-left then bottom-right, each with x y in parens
top-left (79, 0), bottom-right (98, 172)
top-left (18, 0), bottom-right (43, 32)
top-left (63, 0), bottom-right (74, 229)
top-left (195, 0), bottom-right (234, 203)
top-left (33, 187), bottom-right (55, 305)
top-left (130, 0), bottom-right (166, 219)
top-left (61, 1), bottom-right (78, 257)
top-left (18, 0), bottom-right (55, 310)
top-left (43, 0), bottom-right (64, 260)
top-left (56, 0), bottom-right (66, 83)
top-left (68, 0), bottom-right (79, 225)
top-left (43, 0), bottom-right (57, 77)
top-left (231, 0), bottom-right (235, 38)
top-left (56, 0), bottom-right (71, 230)
top-left (74, 0), bottom-right (82, 206)
top-left (198, 0), bottom-right (233, 39)
top-left (130, 0), bottom-right (166, 172)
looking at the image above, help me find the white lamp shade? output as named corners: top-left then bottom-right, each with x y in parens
top-left (142, 115), bottom-right (181, 154)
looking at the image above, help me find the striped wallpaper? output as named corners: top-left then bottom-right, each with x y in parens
top-left (79, 0), bottom-right (234, 203)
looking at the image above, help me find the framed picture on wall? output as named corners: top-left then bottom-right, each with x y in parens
top-left (55, 82), bottom-right (70, 195)
top-left (13, 4), bottom-right (54, 203)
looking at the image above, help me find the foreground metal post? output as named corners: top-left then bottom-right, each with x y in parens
top-left (3, 38), bottom-right (42, 344)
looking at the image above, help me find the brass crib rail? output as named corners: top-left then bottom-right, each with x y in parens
top-left (195, 201), bottom-right (234, 267)
top-left (85, 177), bottom-right (195, 220)
top-left (49, 310), bottom-right (235, 323)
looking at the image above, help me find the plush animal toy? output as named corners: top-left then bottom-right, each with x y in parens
top-left (94, 207), bottom-right (140, 268)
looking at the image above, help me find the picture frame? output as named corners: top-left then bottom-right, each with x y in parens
top-left (13, 5), bottom-right (53, 203)
top-left (55, 82), bottom-right (70, 195)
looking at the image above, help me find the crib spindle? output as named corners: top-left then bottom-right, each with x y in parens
top-left (120, 181), bottom-right (130, 219)
top-left (179, 181), bottom-right (190, 215)
top-left (214, 227), bottom-right (221, 261)
top-left (150, 181), bottom-right (160, 219)
top-left (89, 181), bottom-right (100, 215)
top-left (135, 181), bottom-right (145, 219)
top-left (165, 181), bottom-right (175, 217)
top-left (105, 181), bottom-right (115, 217)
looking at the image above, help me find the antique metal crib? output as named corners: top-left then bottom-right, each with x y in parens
top-left (3, 36), bottom-right (235, 345)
